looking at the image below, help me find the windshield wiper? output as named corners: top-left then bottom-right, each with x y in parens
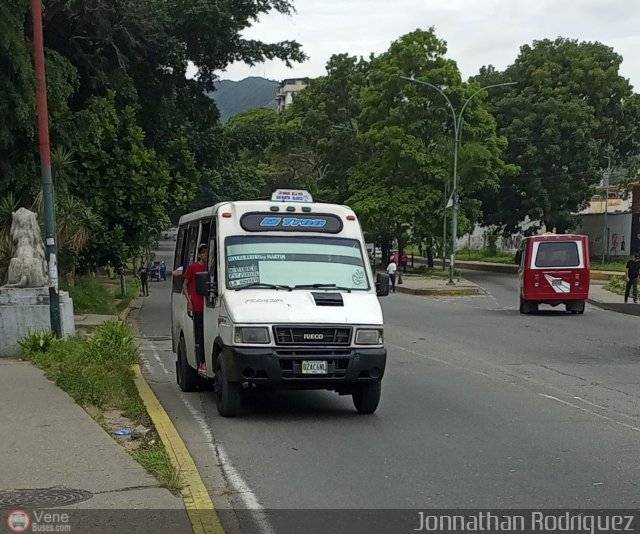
top-left (294, 283), bottom-right (352, 293)
top-left (234, 283), bottom-right (292, 291)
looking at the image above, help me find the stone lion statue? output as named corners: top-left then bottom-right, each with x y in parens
top-left (3, 208), bottom-right (48, 288)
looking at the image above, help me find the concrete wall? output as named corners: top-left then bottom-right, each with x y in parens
top-left (575, 212), bottom-right (632, 258)
top-left (457, 218), bottom-right (547, 253)
top-left (0, 288), bottom-right (75, 357)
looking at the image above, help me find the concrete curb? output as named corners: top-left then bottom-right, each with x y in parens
top-left (118, 305), bottom-right (132, 322)
top-left (396, 286), bottom-right (484, 297)
top-left (133, 365), bottom-right (225, 534)
top-left (431, 259), bottom-right (623, 281)
top-left (587, 299), bottom-right (640, 316)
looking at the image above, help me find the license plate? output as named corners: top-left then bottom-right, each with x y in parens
top-left (301, 361), bottom-right (327, 375)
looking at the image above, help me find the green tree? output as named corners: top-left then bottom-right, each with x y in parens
top-left (474, 38), bottom-right (640, 233)
top-left (58, 93), bottom-right (177, 268)
top-left (349, 29), bottom-right (510, 255)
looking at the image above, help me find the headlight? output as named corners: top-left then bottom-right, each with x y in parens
top-left (234, 327), bottom-right (270, 344)
top-left (355, 329), bottom-right (383, 345)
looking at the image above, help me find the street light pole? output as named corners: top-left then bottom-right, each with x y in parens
top-left (32, 0), bottom-right (62, 337)
top-left (401, 76), bottom-right (516, 284)
top-left (601, 156), bottom-right (611, 264)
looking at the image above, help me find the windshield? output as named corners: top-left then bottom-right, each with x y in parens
top-left (225, 236), bottom-right (370, 291)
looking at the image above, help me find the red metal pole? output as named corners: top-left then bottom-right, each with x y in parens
top-left (32, 0), bottom-right (62, 337)
top-left (32, 0), bottom-right (51, 169)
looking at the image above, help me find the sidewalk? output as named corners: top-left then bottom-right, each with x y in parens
top-left (0, 358), bottom-right (192, 533)
top-left (588, 281), bottom-right (640, 316)
top-left (412, 256), bottom-right (625, 281)
top-left (387, 272), bottom-right (484, 296)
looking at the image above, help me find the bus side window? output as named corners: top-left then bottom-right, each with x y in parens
top-left (185, 224), bottom-right (199, 266)
top-left (206, 219), bottom-right (217, 306)
top-left (174, 227), bottom-right (187, 270)
top-left (173, 226), bottom-right (188, 292)
top-left (199, 218), bottom-right (211, 248)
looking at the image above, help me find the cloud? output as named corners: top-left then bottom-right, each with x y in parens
top-left (214, 0), bottom-right (640, 90)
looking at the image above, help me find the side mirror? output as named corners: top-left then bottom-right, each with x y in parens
top-left (376, 273), bottom-right (390, 297)
top-left (195, 272), bottom-right (216, 297)
top-left (514, 250), bottom-right (522, 265)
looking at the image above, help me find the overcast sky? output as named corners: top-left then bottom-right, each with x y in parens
top-left (212, 0), bottom-right (640, 89)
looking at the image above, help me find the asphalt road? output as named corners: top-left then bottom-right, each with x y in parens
top-left (137, 242), bottom-right (640, 533)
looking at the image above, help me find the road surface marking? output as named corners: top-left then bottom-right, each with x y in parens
top-left (539, 394), bottom-right (640, 433)
top-left (182, 396), bottom-right (276, 534)
top-left (144, 340), bottom-right (274, 534)
top-left (389, 343), bottom-right (492, 378)
top-left (133, 364), bottom-right (225, 534)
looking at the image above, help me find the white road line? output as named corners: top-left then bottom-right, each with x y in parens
top-left (389, 343), bottom-right (492, 378)
top-left (150, 343), bottom-right (170, 375)
top-left (539, 394), bottom-right (640, 433)
top-left (182, 396), bottom-right (275, 534)
top-left (391, 343), bottom-right (640, 432)
top-left (572, 395), bottom-right (640, 422)
top-left (146, 340), bottom-right (274, 534)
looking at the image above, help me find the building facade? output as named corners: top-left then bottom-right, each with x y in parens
top-left (275, 78), bottom-right (309, 112)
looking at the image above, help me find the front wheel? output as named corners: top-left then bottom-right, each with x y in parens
top-left (215, 361), bottom-right (241, 417)
top-left (352, 381), bottom-right (382, 414)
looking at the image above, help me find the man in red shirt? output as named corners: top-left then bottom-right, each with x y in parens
top-left (183, 244), bottom-right (208, 374)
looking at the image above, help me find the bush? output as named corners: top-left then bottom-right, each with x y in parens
top-left (605, 276), bottom-right (626, 295)
top-left (18, 330), bottom-right (59, 354)
top-left (20, 321), bottom-right (140, 410)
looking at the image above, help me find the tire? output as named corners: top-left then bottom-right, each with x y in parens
top-left (568, 300), bottom-right (585, 315)
top-left (520, 295), bottom-right (537, 314)
top-left (215, 361), bottom-right (241, 417)
top-left (352, 381), bottom-right (382, 414)
top-left (176, 337), bottom-right (198, 392)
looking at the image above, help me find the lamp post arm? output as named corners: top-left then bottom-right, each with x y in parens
top-left (456, 82), bottom-right (517, 142)
top-left (400, 76), bottom-right (458, 138)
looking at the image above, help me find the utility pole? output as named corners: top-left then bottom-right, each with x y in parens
top-left (601, 156), bottom-right (612, 264)
top-left (32, 0), bottom-right (62, 337)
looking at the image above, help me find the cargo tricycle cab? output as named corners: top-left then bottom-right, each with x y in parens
top-left (517, 234), bottom-right (590, 315)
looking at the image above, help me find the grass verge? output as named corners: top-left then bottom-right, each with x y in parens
top-left (19, 322), bottom-right (182, 492)
top-left (457, 248), bottom-right (515, 263)
top-left (62, 276), bottom-right (139, 315)
top-left (410, 266), bottom-right (462, 278)
top-left (133, 439), bottom-right (183, 493)
top-left (604, 275), bottom-right (626, 295)
top-left (592, 261), bottom-right (626, 273)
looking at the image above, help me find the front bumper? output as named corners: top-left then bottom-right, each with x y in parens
top-left (218, 345), bottom-right (386, 389)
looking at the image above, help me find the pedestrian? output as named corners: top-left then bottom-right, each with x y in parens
top-left (624, 253), bottom-right (640, 303)
top-left (139, 263), bottom-right (149, 297)
top-left (183, 244), bottom-right (208, 375)
top-left (387, 258), bottom-right (397, 293)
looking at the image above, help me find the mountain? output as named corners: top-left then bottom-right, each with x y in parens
top-left (209, 77), bottom-right (279, 122)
